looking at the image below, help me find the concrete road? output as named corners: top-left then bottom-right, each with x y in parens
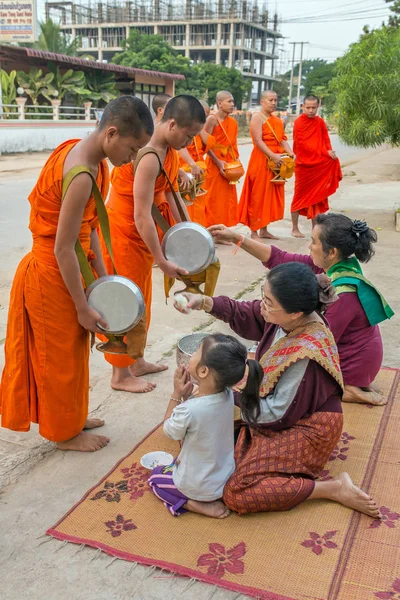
top-left (0, 143), bottom-right (399, 600)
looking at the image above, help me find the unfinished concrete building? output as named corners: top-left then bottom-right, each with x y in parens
top-left (45, 0), bottom-right (281, 105)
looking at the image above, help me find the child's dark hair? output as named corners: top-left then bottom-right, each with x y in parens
top-left (267, 262), bottom-right (321, 315)
top-left (315, 213), bottom-right (377, 263)
top-left (199, 334), bottom-right (263, 425)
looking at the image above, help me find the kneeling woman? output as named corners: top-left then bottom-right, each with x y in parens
top-left (179, 263), bottom-right (379, 518)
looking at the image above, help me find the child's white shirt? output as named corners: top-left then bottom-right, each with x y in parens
top-left (163, 388), bottom-right (235, 501)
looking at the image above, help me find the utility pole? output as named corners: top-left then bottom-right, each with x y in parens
top-left (288, 42), bottom-right (296, 114)
top-left (296, 41), bottom-right (309, 116)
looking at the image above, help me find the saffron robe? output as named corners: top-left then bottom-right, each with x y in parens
top-left (238, 114), bottom-right (287, 231)
top-left (0, 139), bottom-right (109, 442)
top-left (203, 116), bottom-right (239, 228)
top-left (100, 147), bottom-right (178, 368)
top-left (178, 133), bottom-right (215, 225)
top-left (291, 113), bottom-right (342, 219)
top-left (266, 246), bottom-right (383, 387)
top-left (210, 296), bottom-right (343, 514)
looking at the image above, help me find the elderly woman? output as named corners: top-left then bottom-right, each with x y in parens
top-left (210, 213), bottom-right (393, 406)
top-left (178, 262), bottom-right (379, 518)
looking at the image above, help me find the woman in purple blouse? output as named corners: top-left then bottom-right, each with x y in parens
top-left (210, 213), bottom-right (393, 406)
top-left (176, 263), bottom-right (379, 518)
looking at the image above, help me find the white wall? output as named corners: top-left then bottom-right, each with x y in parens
top-left (0, 122), bottom-right (97, 154)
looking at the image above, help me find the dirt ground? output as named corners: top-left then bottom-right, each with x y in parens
top-left (0, 142), bottom-right (399, 600)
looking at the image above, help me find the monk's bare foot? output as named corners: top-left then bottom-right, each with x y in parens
top-left (185, 499), bottom-right (230, 519)
top-left (111, 372), bottom-right (156, 393)
top-left (57, 431), bottom-right (110, 452)
top-left (330, 473), bottom-right (380, 518)
top-left (291, 228), bottom-right (305, 239)
top-left (343, 385), bottom-right (387, 406)
top-left (250, 231), bottom-right (260, 240)
top-left (84, 418), bottom-right (105, 430)
top-left (259, 228), bottom-right (279, 240)
top-left (130, 358), bottom-right (168, 377)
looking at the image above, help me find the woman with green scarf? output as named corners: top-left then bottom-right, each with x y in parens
top-left (210, 214), bottom-right (394, 406)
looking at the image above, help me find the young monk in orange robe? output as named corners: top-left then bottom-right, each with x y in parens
top-left (238, 91), bottom-right (294, 240)
top-left (99, 95), bottom-right (206, 393)
top-left (202, 91), bottom-right (239, 227)
top-left (0, 97), bottom-right (153, 452)
top-left (291, 95), bottom-right (342, 238)
top-left (178, 100), bottom-right (215, 225)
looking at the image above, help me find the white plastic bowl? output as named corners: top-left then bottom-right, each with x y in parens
top-left (140, 451), bottom-right (174, 471)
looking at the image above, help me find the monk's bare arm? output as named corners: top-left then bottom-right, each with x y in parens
top-left (90, 229), bottom-right (107, 277)
top-left (55, 174), bottom-right (108, 332)
top-left (165, 190), bottom-right (190, 222)
top-left (208, 225), bottom-right (272, 263)
top-left (199, 129), bottom-right (210, 146)
top-left (134, 155), bottom-right (188, 279)
top-left (178, 149), bottom-right (203, 180)
top-left (251, 114), bottom-right (281, 164)
top-left (281, 139), bottom-right (294, 157)
top-left (204, 115), bottom-right (223, 168)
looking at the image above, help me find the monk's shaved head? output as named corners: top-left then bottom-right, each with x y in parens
top-left (216, 90), bottom-right (233, 103)
top-left (152, 93), bottom-right (172, 115)
top-left (303, 94), bottom-right (320, 105)
top-left (99, 95), bottom-right (154, 137)
top-left (261, 90), bottom-right (277, 100)
top-left (162, 94), bottom-right (206, 127)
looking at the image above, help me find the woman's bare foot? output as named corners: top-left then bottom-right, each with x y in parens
top-left (343, 385), bottom-right (387, 406)
top-left (185, 499), bottom-right (230, 519)
top-left (259, 227), bottom-right (279, 240)
top-left (111, 367), bottom-right (156, 393)
top-left (130, 358), bottom-right (168, 377)
top-left (310, 472), bottom-right (380, 518)
top-left (57, 431), bottom-right (110, 452)
top-left (84, 418), bottom-right (105, 429)
top-left (291, 228), bottom-right (305, 239)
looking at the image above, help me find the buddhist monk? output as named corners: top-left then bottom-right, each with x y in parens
top-left (178, 100), bottom-right (215, 224)
top-left (202, 91), bottom-right (239, 227)
top-left (100, 95), bottom-right (206, 393)
top-left (0, 96), bottom-right (153, 452)
top-left (238, 90), bottom-right (294, 240)
top-left (291, 95), bottom-right (342, 238)
top-left (152, 92), bottom-right (172, 123)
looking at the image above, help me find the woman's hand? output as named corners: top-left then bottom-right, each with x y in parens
top-left (173, 292), bottom-right (203, 313)
top-left (208, 224), bottom-right (240, 245)
top-left (77, 305), bottom-right (109, 333)
top-left (173, 365), bottom-right (194, 401)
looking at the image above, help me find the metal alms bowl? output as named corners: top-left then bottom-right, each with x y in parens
top-left (161, 222), bottom-right (215, 275)
top-left (86, 275), bottom-right (145, 335)
top-left (176, 332), bottom-right (209, 368)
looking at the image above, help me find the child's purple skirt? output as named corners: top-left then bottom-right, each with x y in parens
top-left (148, 464), bottom-right (188, 516)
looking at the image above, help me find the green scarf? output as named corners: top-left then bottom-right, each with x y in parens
top-left (327, 257), bottom-right (394, 326)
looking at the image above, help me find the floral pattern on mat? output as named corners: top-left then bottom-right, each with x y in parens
top-left (105, 514), bottom-right (137, 537)
top-left (369, 507), bottom-right (400, 530)
top-left (301, 531), bottom-right (338, 555)
top-left (197, 542), bottom-right (246, 578)
top-left (120, 462), bottom-right (148, 480)
top-left (90, 462), bottom-right (150, 504)
top-left (318, 469), bottom-right (333, 481)
top-left (329, 431), bottom-right (355, 462)
top-left (91, 480), bottom-right (129, 503)
top-left (374, 577), bottom-right (400, 599)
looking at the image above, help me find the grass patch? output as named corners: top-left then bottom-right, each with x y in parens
top-left (234, 276), bottom-right (264, 300)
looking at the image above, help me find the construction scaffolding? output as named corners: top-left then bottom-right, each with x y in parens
top-left (46, 0), bottom-right (278, 29)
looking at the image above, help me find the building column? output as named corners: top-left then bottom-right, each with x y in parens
top-left (216, 23), bottom-right (221, 63)
top-left (258, 80), bottom-right (262, 102)
top-left (185, 24), bottom-right (190, 58)
top-left (228, 22), bottom-right (234, 67)
top-left (154, 24), bottom-right (159, 35)
top-left (98, 26), bottom-right (103, 61)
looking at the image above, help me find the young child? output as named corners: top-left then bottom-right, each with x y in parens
top-left (148, 334), bottom-right (263, 518)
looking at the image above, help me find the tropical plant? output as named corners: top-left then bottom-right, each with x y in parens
top-left (1, 69), bottom-right (17, 111)
top-left (331, 26), bottom-right (400, 147)
top-left (16, 67), bottom-right (56, 105)
top-left (83, 70), bottom-right (119, 106)
top-left (32, 18), bottom-right (81, 55)
top-left (48, 64), bottom-right (89, 102)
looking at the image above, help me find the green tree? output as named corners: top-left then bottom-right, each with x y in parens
top-left (16, 67), bottom-right (56, 105)
top-left (31, 19), bottom-right (81, 55)
top-left (48, 64), bottom-right (89, 102)
top-left (1, 69), bottom-right (17, 112)
top-left (385, 0), bottom-right (400, 27)
top-left (112, 30), bottom-right (251, 107)
top-left (331, 26), bottom-right (400, 147)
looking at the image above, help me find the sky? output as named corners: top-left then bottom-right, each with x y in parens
top-left (275, 0), bottom-right (391, 70)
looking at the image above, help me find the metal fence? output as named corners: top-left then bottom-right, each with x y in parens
top-left (0, 103), bottom-right (98, 121)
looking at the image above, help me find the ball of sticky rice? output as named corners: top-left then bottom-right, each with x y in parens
top-left (174, 293), bottom-right (191, 314)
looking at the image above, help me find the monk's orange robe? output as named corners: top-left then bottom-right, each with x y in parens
top-left (0, 140), bottom-right (109, 442)
top-left (100, 147), bottom-right (178, 368)
top-left (238, 114), bottom-right (287, 231)
top-left (178, 134), bottom-right (215, 225)
top-left (291, 113), bottom-right (342, 219)
top-left (203, 116), bottom-right (239, 227)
